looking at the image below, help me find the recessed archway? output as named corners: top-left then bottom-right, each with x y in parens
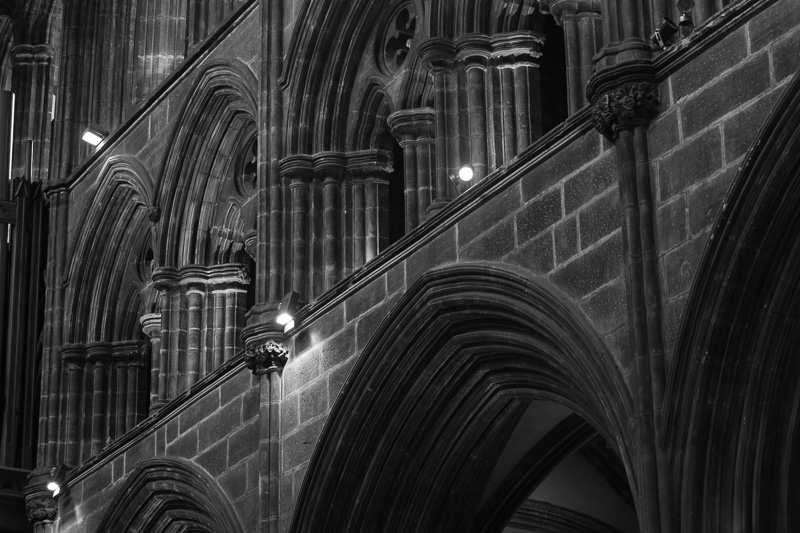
top-left (291, 264), bottom-right (639, 532)
top-left (95, 458), bottom-right (244, 533)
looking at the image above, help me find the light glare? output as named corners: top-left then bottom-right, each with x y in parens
top-left (276, 312), bottom-right (293, 326)
top-left (82, 130), bottom-right (104, 146)
top-left (458, 165), bottom-right (474, 181)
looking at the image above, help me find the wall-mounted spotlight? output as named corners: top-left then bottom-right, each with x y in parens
top-left (81, 123), bottom-right (108, 146)
top-left (650, 18), bottom-right (678, 50)
top-left (276, 291), bottom-right (300, 330)
top-left (458, 164), bottom-right (474, 182)
top-left (677, 0), bottom-right (695, 29)
top-left (47, 465), bottom-right (68, 497)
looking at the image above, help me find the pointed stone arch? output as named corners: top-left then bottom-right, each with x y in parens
top-left (291, 264), bottom-right (636, 532)
top-left (64, 155), bottom-right (155, 344)
top-left (95, 458), bottom-right (244, 533)
top-left (665, 72), bottom-right (800, 532)
top-left (156, 59), bottom-right (257, 267)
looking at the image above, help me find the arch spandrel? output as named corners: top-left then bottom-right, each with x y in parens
top-left (291, 263), bottom-right (636, 532)
top-left (666, 71), bottom-right (800, 531)
top-left (94, 458), bottom-right (244, 533)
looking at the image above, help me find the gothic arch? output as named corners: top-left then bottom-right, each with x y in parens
top-left (291, 264), bottom-right (636, 532)
top-left (64, 155), bottom-right (154, 343)
top-left (156, 59), bottom-right (257, 267)
top-left (95, 458), bottom-right (244, 533)
top-left (666, 72), bottom-right (800, 531)
top-left (282, 0), bottom-right (419, 155)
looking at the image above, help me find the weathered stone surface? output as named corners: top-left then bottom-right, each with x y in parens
top-left (516, 188), bottom-right (562, 244)
top-left (670, 26), bottom-right (748, 101)
top-left (550, 232), bottom-right (623, 300)
top-left (659, 127), bottom-right (723, 202)
top-left (680, 53), bottom-right (771, 137)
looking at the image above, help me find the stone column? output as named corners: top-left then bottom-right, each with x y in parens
top-left (314, 152), bottom-right (347, 291)
top-left (86, 342), bottom-right (111, 456)
top-left (245, 339), bottom-right (288, 533)
top-left (540, 0), bottom-right (603, 114)
top-left (419, 38), bottom-right (457, 215)
top-left (10, 44), bottom-right (54, 182)
top-left (126, 343), bottom-right (148, 431)
top-left (365, 172), bottom-right (391, 261)
top-left (140, 313), bottom-right (162, 410)
top-left (112, 343), bottom-right (130, 439)
top-left (388, 109), bottom-right (436, 229)
top-left (592, 81), bottom-right (672, 533)
top-left (156, 289), bottom-right (171, 407)
top-left (186, 285), bottom-right (203, 387)
top-left (280, 155), bottom-right (313, 302)
top-left (60, 344), bottom-right (85, 466)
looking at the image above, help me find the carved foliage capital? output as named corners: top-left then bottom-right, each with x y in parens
top-left (245, 340), bottom-right (289, 375)
top-left (25, 495), bottom-right (57, 523)
top-left (592, 82), bottom-right (660, 139)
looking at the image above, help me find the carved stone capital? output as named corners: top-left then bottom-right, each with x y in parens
top-left (25, 495), bottom-right (57, 523)
top-left (592, 82), bottom-right (660, 139)
top-left (245, 340), bottom-right (289, 375)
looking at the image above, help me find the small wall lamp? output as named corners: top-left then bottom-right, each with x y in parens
top-left (650, 18), bottom-right (678, 50)
top-left (677, 0), bottom-right (695, 28)
top-left (81, 123), bottom-right (108, 146)
top-left (457, 164), bottom-right (474, 182)
top-left (276, 291), bottom-right (300, 329)
top-left (47, 465), bottom-right (68, 497)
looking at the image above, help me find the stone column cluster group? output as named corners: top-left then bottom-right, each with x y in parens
top-left (280, 150), bottom-right (392, 303)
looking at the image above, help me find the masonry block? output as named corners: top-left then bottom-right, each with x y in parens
top-left (457, 186), bottom-right (521, 247)
top-left (294, 304), bottom-right (345, 355)
top-left (387, 262), bottom-right (405, 295)
top-left (228, 418), bottom-right (258, 466)
top-left (563, 151), bottom-right (617, 216)
top-left (320, 326), bottom-right (356, 371)
top-left (221, 368), bottom-right (254, 406)
top-left (282, 393), bottom-right (299, 435)
top-left (657, 194), bottom-right (688, 253)
top-left (554, 216), bottom-right (579, 264)
top-left (522, 131), bottom-right (602, 201)
top-left (516, 188), bottom-right (562, 244)
top-left (687, 166), bottom-right (737, 235)
top-left (680, 52), bottom-right (771, 137)
top-left (356, 292), bottom-right (402, 351)
top-left (242, 386), bottom-right (259, 423)
top-left (237, 489), bottom-right (259, 533)
top-left (198, 400), bottom-right (242, 451)
top-left (774, 27), bottom-right (800, 82)
top-left (166, 426), bottom-right (198, 458)
top-left (723, 88), bottom-right (783, 163)
top-left (580, 278), bottom-right (627, 334)
top-left (281, 472), bottom-right (294, 522)
top-left (179, 389), bottom-right (220, 434)
top-left (300, 378), bottom-right (328, 423)
top-left (81, 464), bottom-right (113, 498)
top-left (504, 229), bottom-right (554, 275)
top-left (748, 0), bottom-right (800, 52)
top-left (196, 437), bottom-right (228, 477)
top-left (329, 357), bottom-right (356, 405)
top-left (663, 230), bottom-right (710, 298)
top-left (283, 417), bottom-right (325, 471)
top-left (579, 190), bottom-right (619, 248)
top-left (671, 26), bottom-right (748, 101)
top-left (659, 127), bottom-right (722, 201)
top-left (550, 231), bottom-right (622, 300)
top-left (220, 460), bottom-right (250, 504)
top-left (125, 434), bottom-right (156, 474)
top-left (648, 109), bottom-right (680, 160)
top-left (284, 347), bottom-right (320, 395)
top-left (461, 218), bottom-right (516, 261)
top-left (112, 456), bottom-right (125, 484)
top-left (406, 227), bottom-right (457, 285)
top-left (166, 418), bottom-right (180, 443)
top-left (345, 276), bottom-right (387, 322)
